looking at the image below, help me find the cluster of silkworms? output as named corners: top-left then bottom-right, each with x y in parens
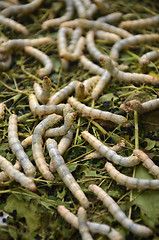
top-left (0, 0), bottom-right (159, 239)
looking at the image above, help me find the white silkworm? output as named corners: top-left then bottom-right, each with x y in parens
top-left (24, 46), bottom-right (54, 78)
top-left (97, 12), bottom-right (123, 24)
top-left (32, 113), bottom-right (62, 181)
top-left (29, 94), bottom-right (65, 117)
top-left (57, 27), bottom-right (73, 60)
top-left (86, 30), bottom-right (103, 61)
top-left (72, 0), bottom-right (86, 19)
top-left (81, 131), bottom-right (139, 167)
top-left (68, 27), bottom-right (83, 52)
top-left (100, 55), bottom-right (159, 85)
top-left (105, 161), bottom-right (159, 190)
top-left (47, 80), bottom-right (78, 105)
top-left (0, 15), bottom-right (28, 35)
top-left (95, 30), bottom-right (121, 43)
top-left (0, 1), bottom-right (13, 9)
top-left (33, 76), bottom-right (52, 104)
top-left (91, 70), bottom-right (111, 100)
top-left (58, 126), bottom-right (74, 155)
top-left (0, 37), bottom-right (52, 53)
top-left (42, 0), bottom-right (73, 29)
top-left (0, 155), bottom-right (36, 191)
top-left (80, 0), bottom-right (97, 19)
top-left (49, 126), bottom-right (74, 173)
top-left (134, 149), bottom-right (159, 179)
top-left (89, 184), bottom-right (153, 238)
top-left (75, 82), bottom-right (85, 100)
top-left (119, 15), bottom-right (159, 30)
top-left (61, 19), bottom-right (132, 38)
top-left (83, 75), bottom-right (100, 97)
top-left (84, 140), bottom-right (125, 160)
top-left (44, 104), bottom-right (76, 138)
top-left (110, 34), bottom-right (159, 61)
top-left (61, 36), bottom-right (85, 61)
top-left (78, 207), bottom-right (93, 240)
top-left (68, 96), bottom-right (127, 125)
top-left (57, 205), bottom-right (123, 240)
top-left (1, 0), bottom-right (44, 17)
top-left (8, 114), bottom-right (36, 178)
top-left (0, 103), bottom-right (6, 119)
top-left (21, 135), bottom-right (32, 149)
top-left (120, 98), bottom-right (159, 114)
top-left (80, 55), bottom-right (104, 75)
top-left (46, 138), bottom-right (90, 209)
top-left (0, 160), bottom-right (21, 183)
top-left (139, 50), bottom-right (159, 66)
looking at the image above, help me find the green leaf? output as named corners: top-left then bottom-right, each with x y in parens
top-left (133, 166), bottom-right (159, 230)
top-left (143, 138), bottom-right (156, 151)
top-left (4, 194), bottom-right (42, 233)
top-left (97, 93), bottom-right (118, 104)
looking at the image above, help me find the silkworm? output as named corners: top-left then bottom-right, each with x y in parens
top-left (68, 96), bottom-right (127, 125)
top-left (57, 27), bottom-right (73, 59)
top-left (81, 131), bottom-right (139, 167)
top-left (0, 1), bottom-right (13, 9)
top-left (84, 140), bottom-right (125, 160)
top-left (21, 135), bottom-right (32, 149)
top-left (95, 30), bottom-right (121, 43)
top-left (75, 82), bottom-right (86, 100)
top-left (42, 0), bottom-right (73, 29)
top-left (119, 15), bottom-right (159, 30)
top-left (0, 155), bottom-right (36, 191)
top-left (0, 103), bottom-right (6, 119)
top-left (89, 184), bottom-right (153, 238)
top-left (33, 76), bottom-right (52, 104)
top-left (83, 75), bottom-right (100, 97)
top-left (78, 207), bottom-right (93, 240)
top-left (32, 113), bottom-right (62, 181)
top-left (24, 46), bottom-right (54, 78)
top-left (44, 104), bottom-right (76, 138)
top-left (8, 114), bottom-right (36, 178)
top-left (86, 30), bottom-right (103, 61)
top-left (58, 126), bottom-right (74, 155)
top-left (49, 126), bottom-right (74, 173)
top-left (0, 15), bottom-right (28, 35)
top-left (46, 138), bottom-right (90, 209)
top-left (110, 34), bottom-right (159, 61)
top-left (80, 55), bottom-right (104, 75)
top-left (91, 70), bottom-right (111, 100)
top-left (57, 205), bottom-right (123, 240)
top-left (60, 36), bottom-right (85, 61)
top-left (72, 0), bottom-right (86, 19)
top-left (80, 0), bottom-right (97, 19)
top-left (29, 93), bottom-right (65, 117)
top-left (105, 161), bottom-right (159, 190)
top-left (0, 160), bottom-right (21, 183)
top-left (139, 50), bottom-right (159, 66)
top-left (0, 37), bottom-right (53, 53)
top-left (68, 27), bottom-right (83, 52)
top-left (47, 80), bottom-right (78, 105)
top-left (97, 12), bottom-right (123, 24)
top-left (133, 149), bottom-right (159, 179)
top-left (1, 0), bottom-right (44, 17)
top-left (100, 55), bottom-right (159, 85)
top-left (61, 19), bottom-right (132, 38)
top-left (120, 99), bottom-right (159, 114)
